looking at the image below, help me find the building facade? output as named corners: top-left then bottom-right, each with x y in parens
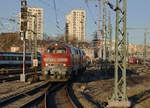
top-left (19, 7), bottom-right (43, 40)
top-left (66, 10), bottom-right (86, 41)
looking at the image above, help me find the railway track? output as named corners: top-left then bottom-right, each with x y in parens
top-left (0, 78), bottom-right (82, 108)
top-left (0, 71), bottom-right (42, 83)
top-left (47, 83), bottom-right (83, 108)
top-left (0, 80), bottom-right (50, 108)
top-left (0, 68), bottom-right (38, 75)
top-left (127, 63), bottom-right (150, 75)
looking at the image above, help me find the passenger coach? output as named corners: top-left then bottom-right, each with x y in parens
top-left (0, 52), bottom-right (41, 69)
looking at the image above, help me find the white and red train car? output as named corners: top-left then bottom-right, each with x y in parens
top-left (42, 42), bottom-right (87, 81)
top-left (0, 52), bottom-right (41, 70)
top-left (128, 57), bottom-right (142, 64)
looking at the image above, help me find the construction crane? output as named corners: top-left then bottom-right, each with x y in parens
top-left (0, 16), bottom-right (18, 32)
top-left (127, 27), bottom-right (150, 65)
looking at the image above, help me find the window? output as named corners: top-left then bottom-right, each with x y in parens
top-left (69, 48), bottom-right (72, 54)
top-left (76, 50), bottom-right (78, 55)
top-left (71, 48), bottom-right (75, 54)
top-left (46, 47), bottom-right (55, 54)
top-left (56, 48), bottom-right (66, 54)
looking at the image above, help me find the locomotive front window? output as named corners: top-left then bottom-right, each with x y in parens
top-left (47, 48), bottom-right (55, 54)
top-left (56, 48), bottom-right (66, 54)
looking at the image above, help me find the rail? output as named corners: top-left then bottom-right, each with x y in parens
top-left (0, 71), bottom-right (41, 83)
top-left (0, 80), bottom-right (50, 108)
top-left (66, 84), bottom-right (83, 108)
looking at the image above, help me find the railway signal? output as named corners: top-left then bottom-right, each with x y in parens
top-left (20, 0), bottom-right (27, 82)
top-left (20, 0), bottom-right (27, 32)
top-left (65, 22), bottom-right (69, 43)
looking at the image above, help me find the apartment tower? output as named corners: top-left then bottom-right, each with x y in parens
top-left (66, 10), bottom-right (86, 41)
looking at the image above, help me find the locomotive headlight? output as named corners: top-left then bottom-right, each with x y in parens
top-left (63, 64), bottom-right (66, 66)
top-left (45, 63), bottom-right (48, 66)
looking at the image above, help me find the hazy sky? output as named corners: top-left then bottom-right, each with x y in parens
top-left (0, 0), bottom-right (150, 44)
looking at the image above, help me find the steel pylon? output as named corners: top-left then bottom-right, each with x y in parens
top-left (102, 0), bottom-right (107, 61)
top-left (108, 10), bottom-right (112, 62)
top-left (107, 0), bottom-right (130, 107)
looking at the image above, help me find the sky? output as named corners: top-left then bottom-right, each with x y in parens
top-left (0, 0), bottom-right (150, 45)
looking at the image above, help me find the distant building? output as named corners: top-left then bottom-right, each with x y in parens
top-left (128, 43), bottom-right (137, 55)
top-left (136, 45), bottom-right (144, 56)
top-left (66, 10), bottom-right (86, 41)
top-left (19, 7), bottom-right (43, 40)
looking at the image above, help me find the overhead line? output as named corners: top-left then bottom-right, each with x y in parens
top-left (53, 0), bottom-right (64, 32)
top-left (37, 0), bottom-right (51, 7)
top-left (53, 0), bottom-right (58, 24)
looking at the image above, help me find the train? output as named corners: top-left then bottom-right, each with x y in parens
top-left (42, 42), bottom-right (87, 81)
top-left (128, 57), bottom-right (142, 64)
top-left (0, 42), bottom-right (87, 81)
top-left (0, 52), bottom-right (41, 69)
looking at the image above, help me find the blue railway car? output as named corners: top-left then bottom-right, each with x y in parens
top-left (0, 52), bottom-right (41, 69)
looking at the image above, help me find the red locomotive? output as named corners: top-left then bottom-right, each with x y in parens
top-left (42, 42), bottom-right (87, 81)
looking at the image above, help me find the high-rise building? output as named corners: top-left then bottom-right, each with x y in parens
top-left (19, 7), bottom-right (43, 40)
top-left (66, 10), bottom-right (86, 41)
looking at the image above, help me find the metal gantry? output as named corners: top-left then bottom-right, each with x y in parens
top-left (94, 32), bottom-right (98, 58)
top-left (85, 0), bottom-right (101, 57)
top-left (101, 0), bottom-right (110, 73)
top-left (144, 31), bottom-right (147, 65)
top-left (102, 0), bottom-right (107, 61)
top-left (85, 0), bottom-right (130, 106)
top-left (127, 33), bottom-right (129, 62)
top-left (27, 13), bottom-right (38, 67)
top-left (98, 0), bottom-right (101, 49)
top-left (33, 15), bottom-right (38, 62)
top-left (107, 0), bottom-right (130, 107)
top-left (108, 10), bottom-right (112, 62)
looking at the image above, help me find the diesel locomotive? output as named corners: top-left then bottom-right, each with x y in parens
top-left (42, 42), bottom-right (87, 81)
